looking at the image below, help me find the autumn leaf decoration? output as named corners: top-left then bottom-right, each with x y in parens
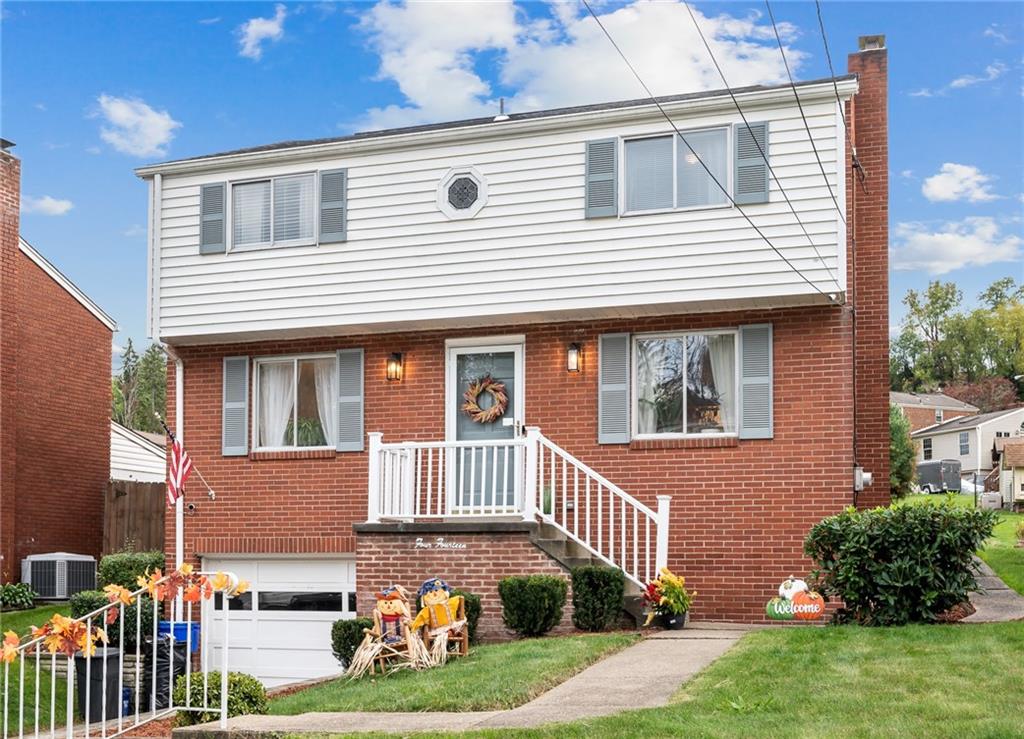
top-left (1, 631), bottom-right (20, 664)
top-left (462, 375), bottom-right (509, 424)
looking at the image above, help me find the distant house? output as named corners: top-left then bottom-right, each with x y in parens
top-left (890, 391), bottom-right (978, 432)
top-left (111, 422), bottom-right (166, 483)
top-left (998, 439), bottom-right (1024, 508)
top-left (911, 407), bottom-right (1024, 478)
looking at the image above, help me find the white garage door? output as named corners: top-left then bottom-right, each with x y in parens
top-left (202, 557), bottom-right (357, 688)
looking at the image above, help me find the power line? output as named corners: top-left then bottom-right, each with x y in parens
top-left (579, 0), bottom-right (836, 303)
top-left (764, 0), bottom-right (847, 226)
top-left (682, 1), bottom-right (841, 292)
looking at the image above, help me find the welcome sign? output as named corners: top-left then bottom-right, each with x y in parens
top-left (765, 577), bottom-right (825, 621)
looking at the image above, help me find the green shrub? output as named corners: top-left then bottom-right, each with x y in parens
top-left (570, 566), bottom-right (624, 631)
top-left (453, 590), bottom-right (482, 644)
top-left (498, 575), bottom-right (567, 637)
top-left (98, 550), bottom-right (165, 590)
top-left (172, 671), bottom-right (267, 726)
top-left (804, 500), bottom-right (997, 625)
top-left (331, 617), bottom-right (373, 666)
top-left (0, 583), bottom-right (36, 610)
top-left (70, 590), bottom-right (155, 649)
top-left (890, 404), bottom-right (916, 499)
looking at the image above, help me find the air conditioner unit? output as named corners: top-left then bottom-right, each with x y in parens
top-left (21, 553), bottom-right (97, 600)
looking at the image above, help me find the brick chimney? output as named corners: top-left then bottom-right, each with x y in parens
top-left (0, 145), bottom-right (19, 580)
top-left (847, 36), bottom-right (889, 507)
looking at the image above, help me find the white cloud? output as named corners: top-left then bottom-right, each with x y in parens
top-left (921, 163), bottom-right (1000, 203)
top-left (95, 94), bottom-right (182, 157)
top-left (909, 88), bottom-right (934, 98)
top-left (353, 1), bottom-right (806, 131)
top-left (21, 195), bottom-right (74, 216)
top-left (983, 24), bottom-right (1011, 44)
top-left (892, 217), bottom-right (1022, 275)
top-left (238, 4), bottom-right (287, 60)
top-left (899, 169), bottom-right (914, 179)
top-left (33, 102), bottom-right (46, 111)
top-left (198, 17), bottom-right (221, 25)
top-left (950, 61), bottom-right (1007, 89)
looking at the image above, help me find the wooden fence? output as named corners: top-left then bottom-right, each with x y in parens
top-left (103, 480), bottom-right (165, 554)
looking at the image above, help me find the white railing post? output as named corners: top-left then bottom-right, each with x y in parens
top-left (367, 432), bottom-right (383, 523)
top-left (522, 427), bottom-right (540, 522)
top-left (655, 495), bottom-right (671, 573)
top-left (219, 602), bottom-right (230, 729)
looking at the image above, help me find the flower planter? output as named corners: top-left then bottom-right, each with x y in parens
top-left (660, 612), bottom-right (689, 630)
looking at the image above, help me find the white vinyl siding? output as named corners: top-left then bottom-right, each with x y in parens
top-left (153, 95), bottom-right (846, 343)
top-left (110, 423), bottom-right (165, 483)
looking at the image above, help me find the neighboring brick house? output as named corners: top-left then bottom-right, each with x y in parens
top-left (137, 38), bottom-right (890, 686)
top-left (890, 390), bottom-right (977, 432)
top-left (0, 146), bottom-right (116, 582)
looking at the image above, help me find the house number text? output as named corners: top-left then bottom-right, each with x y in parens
top-left (414, 537), bottom-right (467, 550)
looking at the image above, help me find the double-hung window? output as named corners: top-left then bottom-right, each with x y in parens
top-left (959, 431), bottom-right (970, 456)
top-left (232, 173), bottom-right (316, 249)
top-left (254, 355), bottom-right (336, 450)
top-left (624, 128), bottom-right (729, 213)
top-left (935, 408), bottom-right (943, 423)
top-left (922, 438), bottom-right (932, 460)
top-left (633, 331), bottom-right (737, 437)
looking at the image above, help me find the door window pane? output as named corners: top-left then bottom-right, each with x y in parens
top-left (635, 338), bottom-right (685, 434)
top-left (258, 591), bottom-right (345, 612)
top-left (625, 136), bottom-right (673, 211)
top-left (686, 334), bottom-right (736, 433)
top-left (233, 181), bottom-right (271, 246)
top-left (677, 129), bottom-right (728, 208)
top-left (273, 174), bottom-right (316, 243)
top-left (214, 592), bottom-right (253, 611)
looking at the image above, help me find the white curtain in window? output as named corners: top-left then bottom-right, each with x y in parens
top-left (313, 358), bottom-right (337, 446)
top-left (273, 174), bottom-right (316, 243)
top-left (707, 334), bottom-right (736, 433)
top-left (635, 340), bottom-right (660, 434)
top-left (233, 181), bottom-right (271, 246)
top-left (259, 362), bottom-right (294, 447)
top-left (677, 129), bottom-right (728, 208)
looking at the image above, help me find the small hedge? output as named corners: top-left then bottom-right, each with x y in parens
top-left (70, 590), bottom-right (155, 649)
top-left (498, 575), bottom-right (567, 637)
top-left (0, 583), bottom-right (36, 611)
top-left (331, 617), bottom-right (373, 667)
top-left (804, 500), bottom-right (998, 625)
top-left (99, 550), bottom-right (166, 590)
top-left (571, 566), bottom-right (624, 631)
top-left (453, 590), bottom-right (482, 644)
top-left (172, 671), bottom-right (267, 726)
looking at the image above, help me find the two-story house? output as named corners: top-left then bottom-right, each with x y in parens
top-left (890, 390), bottom-right (978, 432)
top-left (137, 38), bottom-right (889, 687)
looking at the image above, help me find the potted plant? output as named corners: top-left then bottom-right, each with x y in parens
top-left (642, 567), bottom-right (696, 629)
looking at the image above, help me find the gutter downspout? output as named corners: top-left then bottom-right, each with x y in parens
top-left (164, 344), bottom-right (185, 620)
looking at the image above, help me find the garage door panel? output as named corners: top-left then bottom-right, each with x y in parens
top-left (254, 621), bottom-right (336, 649)
top-left (256, 559), bottom-right (355, 585)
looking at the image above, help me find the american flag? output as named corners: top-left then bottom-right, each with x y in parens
top-left (167, 436), bottom-right (194, 508)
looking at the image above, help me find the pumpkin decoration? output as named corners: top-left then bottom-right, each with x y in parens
top-left (461, 375), bottom-right (508, 424)
top-left (778, 577), bottom-right (808, 601)
top-left (765, 596), bottom-right (794, 621)
top-left (792, 590), bottom-right (825, 621)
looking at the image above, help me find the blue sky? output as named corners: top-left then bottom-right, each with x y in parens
top-left (4, 1), bottom-right (1022, 363)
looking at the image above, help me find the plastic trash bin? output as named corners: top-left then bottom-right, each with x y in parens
top-left (157, 620), bottom-right (201, 653)
top-left (74, 647), bottom-right (121, 723)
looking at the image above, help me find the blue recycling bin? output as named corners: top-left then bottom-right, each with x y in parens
top-left (157, 621), bottom-right (201, 653)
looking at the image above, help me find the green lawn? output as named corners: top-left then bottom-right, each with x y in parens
top-left (902, 493), bottom-right (1024, 595)
top-left (270, 633), bottom-right (639, 714)
top-left (0, 605), bottom-right (71, 733)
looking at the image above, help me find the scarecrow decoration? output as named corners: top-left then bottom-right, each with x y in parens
top-left (347, 585), bottom-right (430, 677)
top-left (410, 577), bottom-right (468, 664)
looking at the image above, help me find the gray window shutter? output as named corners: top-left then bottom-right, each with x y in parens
top-left (200, 183), bottom-right (226, 254)
top-left (734, 122), bottom-right (769, 205)
top-left (598, 333), bottom-right (630, 444)
top-left (739, 324), bottom-right (773, 439)
top-left (222, 356), bottom-right (249, 456)
top-left (585, 139), bottom-right (618, 218)
top-left (319, 169), bottom-right (347, 244)
top-left (336, 348), bottom-right (364, 451)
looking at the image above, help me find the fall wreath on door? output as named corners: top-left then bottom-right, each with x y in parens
top-left (462, 375), bottom-right (508, 424)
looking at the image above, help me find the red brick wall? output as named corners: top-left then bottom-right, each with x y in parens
top-left (356, 530), bottom-right (574, 641)
top-left (0, 151), bottom-right (20, 581)
top-left (900, 406), bottom-right (972, 433)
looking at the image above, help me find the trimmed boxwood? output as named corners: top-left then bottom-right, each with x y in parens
top-left (69, 590), bottom-right (155, 649)
top-left (172, 671), bottom-right (267, 726)
top-left (98, 550), bottom-right (165, 590)
top-left (571, 566), bottom-right (624, 631)
top-left (804, 500), bottom-right (998, 625)
top-left (453, 590), bottom-right (482, 644)
top-left (498, 575), bottom-right (567, 637)
top-left (331, 617), bottom-right (373, 667)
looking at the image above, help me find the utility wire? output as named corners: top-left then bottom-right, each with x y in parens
top-left (682, 1), bottom-right (841, 292)
top-left (579, 0), bottom-right (836, 302)
top-left (765, 0), bottom-right (847, 226)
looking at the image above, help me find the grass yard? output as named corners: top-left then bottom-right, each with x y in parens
top-left (0, 605), bottom-right (71, 734)
top-left (903, 493), bottom-right (1024, 595)
top-left (270, 633), bottom-right (638, 714)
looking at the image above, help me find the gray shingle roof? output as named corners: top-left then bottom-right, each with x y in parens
top-left (911, 407), bottom-right (1024, 437)
top-left (889, 391), bottom-right (978, 411)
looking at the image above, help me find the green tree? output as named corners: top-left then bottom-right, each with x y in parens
top-left (889, 405), bottom-right (916, 499)
top-left (112, 340), bottom-right (167, 432)
top-left (902, 281), bottom-right (961, 384)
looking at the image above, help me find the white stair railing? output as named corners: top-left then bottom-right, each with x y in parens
top-left (2, 570), bottom-right (242, 739)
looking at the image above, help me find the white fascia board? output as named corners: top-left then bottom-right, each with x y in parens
top-left (18, 238), bottom-right (118, 331)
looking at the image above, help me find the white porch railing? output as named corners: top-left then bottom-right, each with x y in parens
top-left (1, 571), bottom-right (239, 739)
top-left (367, 429), bottom-right (670, 587)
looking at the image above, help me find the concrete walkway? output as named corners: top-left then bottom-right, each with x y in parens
top-left (174, 622), bottom-right (751, 737)
top-left (963, 558), bottom-right (1024, 623)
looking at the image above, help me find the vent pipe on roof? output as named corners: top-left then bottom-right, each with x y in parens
top-left (494, 98), bottom-right (509, 122)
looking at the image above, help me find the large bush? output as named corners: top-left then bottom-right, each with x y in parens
top-left (570, 566), bottom-right (624, 632)
top-left (172, 671), bottom-right (267, 726)
top-left (804, 501), bottom-right (997, 625)
top-left (498, 575), bottom-right (567, 637)
top-left (331, 617), bottom-right (373, 667)
top-left (0, 583), bottom-right (36, 611)
top-left (453, 590), bottom-right (482, 644)
top-left (69, 590), bottom-right (155, 649)
top-left (889, 405), bottom-right (916, 499)
top-left (99, 550), bottom-right (166, 590)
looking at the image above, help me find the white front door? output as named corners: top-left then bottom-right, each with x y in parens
top-left (446, 338), bottom-right (524, 511)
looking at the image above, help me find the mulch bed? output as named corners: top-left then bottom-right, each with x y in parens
top-left (121, 716), bottom-right (176, 738)
top-left (936, 601), bottom-right (976, 623)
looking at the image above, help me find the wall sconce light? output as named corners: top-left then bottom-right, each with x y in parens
top-left (386, 352), bottom-right (404, 382)
top-left (567, 343), bottom-right (582, 373)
